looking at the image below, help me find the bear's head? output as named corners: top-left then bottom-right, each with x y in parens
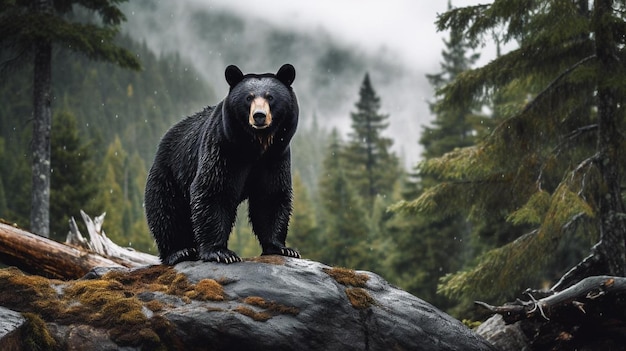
top-left (223, 64), bottom-right (298, 151)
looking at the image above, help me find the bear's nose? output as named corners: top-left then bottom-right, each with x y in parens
top-left (253, 111), bottom-right (267, 125)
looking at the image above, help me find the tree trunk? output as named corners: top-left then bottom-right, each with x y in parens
top-left (30, 0), bottom-right (53, 237)
top-left (593, 0), bottom-right (626, 276)
top-left (0, 222), bottom-right (124, 279)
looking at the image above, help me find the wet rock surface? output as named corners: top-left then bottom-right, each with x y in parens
top-left (0, 257), bottom-right (494, 350)
top-left (0, 306), bottom-right (25, 350)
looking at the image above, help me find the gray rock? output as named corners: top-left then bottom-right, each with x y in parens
top-left (0, 258), bottom-right (495, 350)
top-left (476, 315), bottom-right (531, 351)
top-left (0, 306), bottom-right (25, 351)
top-left (155, 258), bottom-right (495, 351)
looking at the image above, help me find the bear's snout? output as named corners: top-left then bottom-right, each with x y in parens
top-left (253, 111), bottom-right (266, 125)
top-left (249, 97), bottom-right (272, 129)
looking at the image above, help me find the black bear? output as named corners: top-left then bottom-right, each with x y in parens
top-left (145, 64), bottom-right (301, 265)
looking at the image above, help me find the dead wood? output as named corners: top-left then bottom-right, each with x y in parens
top-left (0, 211), bottom-right (159, 280)
top-left (476, 276), bottom-right (626, 324)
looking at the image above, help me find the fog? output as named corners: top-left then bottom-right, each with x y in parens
top-left (121, 0), bottom-right (493, 168)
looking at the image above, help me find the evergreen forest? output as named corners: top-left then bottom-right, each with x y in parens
top-left (2, 0), bottom-right (626, 327)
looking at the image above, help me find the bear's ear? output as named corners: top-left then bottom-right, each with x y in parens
top-left (276, 64), bottom-right (296, 87)
top-left (225, 65), bottom-right (244, 87)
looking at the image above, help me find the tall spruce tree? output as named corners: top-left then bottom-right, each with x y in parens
top-left (343, 74), bottom-right (400, 210)
top-left (396, 0), bottom-right (626, 301)
top-left (388, 16), bottom-right (482, 311)
top-left (288, 172), bottom-right (319, 258)
top-left (50, 109), bottom-right (100, 241)
top-left (0, 0), bottom-right (140, 237)
top-left (318, 129), bottom-right (370, 268)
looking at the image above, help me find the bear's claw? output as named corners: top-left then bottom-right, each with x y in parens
top-left (262, 246), bottom-right (301, 258)
top-left (200, 247), bottom-right (242, 264)
top-left (280, 247), bottom-right (301, 258)
top-left (163, 248), bottom-right (198, 265)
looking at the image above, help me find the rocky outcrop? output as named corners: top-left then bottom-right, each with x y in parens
top-left (0, 306), bottom-right (25, 350)
top-left (0, 257), bottom-right (494, 350)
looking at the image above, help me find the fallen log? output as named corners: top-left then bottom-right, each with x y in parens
top-left (0, 221), bottom-right (124, 280)
top-left (66, 210), bottom-right (160, 267)
top-left (476, 276), bottom-right (626, 324)
top-left (476, 276), bottom-right (626, 349)
top-left (0, 211), bottom-right (160, 280)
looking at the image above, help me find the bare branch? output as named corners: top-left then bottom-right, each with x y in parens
top-left (478, 276), bottom-right (626, 324)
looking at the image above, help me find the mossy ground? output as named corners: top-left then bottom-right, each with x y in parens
top-left (0, 265), bottom-right (223, 349)
top-left (323, 266), bottom-right (376, 309)
top-left (322, 267), bottom-right (369, 287)
top-left (0, 263), bottom-right (308, 347)
top-left (235, 296), bottom-right (300, 322)
top-left (244, 255), bottom-right (286, 265)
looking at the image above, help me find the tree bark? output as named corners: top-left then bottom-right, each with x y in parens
top-left (0, 222), bottom-right (124, 279)
top-left (592, 0), bottom-right (626, 276)
top-left (30, 0), bottom-right (54, 237)
top-left (0, 212), bottom-right (159, 279)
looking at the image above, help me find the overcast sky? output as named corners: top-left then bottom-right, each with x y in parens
top-left (190, 0), bottom-right (495, 70)
top-left (126, 0), bottom-right (499, 167)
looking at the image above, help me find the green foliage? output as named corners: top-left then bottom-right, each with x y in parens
top-left (387, 15), bottom-right (481, 313)
top-left (229, 202), bottom-right (259, 258)
top-left (50, 109), bottom-right (101, 241)
top-left (0, 0), bottom-right (140, 72)
top-left (316, 130), bottom-right (371, 269)
top-left (96, 136), bottom-right (153, 252)
top-left (343, 74), bottom-right (401, 210)
top-left (0, 29), bottom-right (207, 245)
top-left (440, 180), bottom-right (595, 301)
top-left (398, 0), bottom-right (626, 304)
top-left (288, 172), bottom-right (320, 257)
top-left (1, 0), bottom-right (141, 236)
top-left (291, 113), bottom-right (328, 197)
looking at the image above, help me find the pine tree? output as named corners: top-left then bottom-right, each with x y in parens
top-left (0, 0), bottom-right (141, 237)
top-left (291, 112), bottom-right (328, 196)
top-left (288, 172), bottom-right (319, 258)
top-left (388, 15), bottom-right (482, 311)
top-left (99, 137), bottom-right (129, 246)
top-left (317, 129), bottom-right (370, 269)
top-left (397, 0), bottom-right (626, 301)
top-left (421, 6), bottom-right (482, 158)
top-left (50, 109), bottom-right (101, 241)
top-left (343, 74), bottom-right (400, 210)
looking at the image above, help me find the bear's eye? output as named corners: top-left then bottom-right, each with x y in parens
top-left (246, 95), bottom-right (254, 102)
top-left (266, 94), bottom-right (274, 102)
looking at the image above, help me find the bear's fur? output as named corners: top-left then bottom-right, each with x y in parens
top-left (145, 64), bottom-right (300, 265)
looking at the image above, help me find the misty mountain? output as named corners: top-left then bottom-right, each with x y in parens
top-left (121, 0), bottom-right (432, 166)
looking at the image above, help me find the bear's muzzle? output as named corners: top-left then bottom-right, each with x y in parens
top-left (249, 97), bottom-right (272, 129)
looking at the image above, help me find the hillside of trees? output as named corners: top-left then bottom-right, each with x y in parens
top-left (3, 4), bottom-right (626, 342)
top-left (0, 32), bottom-right (210, 246)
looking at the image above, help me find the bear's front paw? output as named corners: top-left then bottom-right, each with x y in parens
top-left (262, 245), bottom-right (301, 259)
top-left (199, 247), bottom-right (242, 264)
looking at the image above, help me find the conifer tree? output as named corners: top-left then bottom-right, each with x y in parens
top-left (397, 0), bottom-right (626, 300)
top-left (318, 129), bottom-right (370, 268)
top-left (50, 110), bottom-right (100, 241)
top-left (343, 74), bottom-right (400, 210)
top-left (388, 15), bottom-right (482, 310)
top-left (0, 0), bottom-right (141, 237)
top-left (228, 202), bottom-right (258, 258)
top-left (288, 172), bottom-right (319, 258)
top-left (99, 137), bottom-right (129, 246)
